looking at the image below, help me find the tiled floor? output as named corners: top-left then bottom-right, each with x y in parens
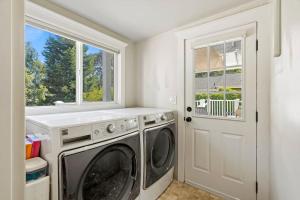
top-left (158, 181), bottom-right (223, 200)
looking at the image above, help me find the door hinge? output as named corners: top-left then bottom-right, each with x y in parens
top-left (256, 111), bottom-right (258, 122)
top-left (256, 181), bottom-right (258, 193)
top-left (256, 39), bottom-right (258, 51)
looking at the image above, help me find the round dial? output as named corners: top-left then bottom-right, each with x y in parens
top-left (94, 129), bottom-right (100, 136)
top-left (161, 115), bottom-right (167, 121)
top-left (107, 124), bottom-right (116, 133)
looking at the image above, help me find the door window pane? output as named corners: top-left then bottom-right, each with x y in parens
top-left (225, 93), bottom-right (242, 118)
top-left (209, 44), bottom-right (225, 93)
top-left (83, 44), bottom-right (115, 102)
top-left (193, 39), bottom-right (243, 119)
top-left (25, 25), bottom-right (76, 106)
top-left (194, 47), bottom-right (209, 115)
top-left (225, 68), bottom-right (242, 91)
top-left (209, 93), bottom-right (225, 117)
top-left (194, 47), bottom-right (208, 91)
top-left (225, 41), bottom-right (243, 118)
top-left (225, 40), bottom-right (242, 67)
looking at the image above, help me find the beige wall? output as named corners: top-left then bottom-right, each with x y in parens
top-left (125, 43), bottom-right (138, 106)
top-left (270, 0), bottom-right (300, 199)
top-left (0, 0), bottom-right (25, 199)
top-left (136, 30), bottom-right (178, 109)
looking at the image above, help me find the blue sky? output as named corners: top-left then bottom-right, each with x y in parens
top-left (25, 25), bottom-right (52, 62)
top-left (85, 44), bottom-right (101, 55)
top-left (25, 24), bottom-right (101, 63)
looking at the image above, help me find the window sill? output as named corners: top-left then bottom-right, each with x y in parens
top-left (25, 102), bottom-right (124, 116)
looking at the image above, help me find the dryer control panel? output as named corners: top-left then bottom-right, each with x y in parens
top-left (92, 117), bottom-right (139, 142)
top-left (143, 112), bottom-right (175, 126)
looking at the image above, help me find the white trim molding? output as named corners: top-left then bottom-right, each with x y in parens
top-left (176, 3), bottom-right (272, 200)
top-left (273, 0), bottom-right (281, 57)
top-left (0, 0), bottom-right (25, 199)
top-left (176, 0), bottom-right (271, 35)
top-left (26, 1), bottom-right (128, 50)
top-left (25, 1), bottom-right (128, 115)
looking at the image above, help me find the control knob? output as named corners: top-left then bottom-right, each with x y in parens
top-left (94, 129), bottom-right (100, 136)
top-left (161, 115), bottom-right (167, 121)
top-left (107, 124), bottom-right (116, 133)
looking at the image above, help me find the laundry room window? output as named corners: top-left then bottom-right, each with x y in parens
top-left (25, 24), bottom-right (77, 106)
top-left (24, 20), bottom-right (125, 113)
top-left (82, 44), bottom-right (115, 102)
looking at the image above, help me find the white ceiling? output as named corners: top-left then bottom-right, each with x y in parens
top-left (50, 0), bottom-right (255, 41)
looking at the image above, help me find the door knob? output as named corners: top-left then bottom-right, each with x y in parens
top-left (186, 117), bottom-right (192, 122)
top-left (187, 107), bottom-right (192, 112)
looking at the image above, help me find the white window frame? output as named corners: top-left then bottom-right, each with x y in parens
top-left (25, 2), bottom-right (128, 115)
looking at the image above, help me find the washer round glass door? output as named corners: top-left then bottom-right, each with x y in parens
top-left (78, 145), bottom-right (136, 200)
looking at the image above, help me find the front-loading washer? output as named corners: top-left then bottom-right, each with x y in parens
top-left (26, 111), bottom-right (141, 200)
top-left (140, 112), bottom-right (176, 200)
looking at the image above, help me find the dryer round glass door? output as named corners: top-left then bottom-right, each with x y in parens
top-left (152, 128), bottom-right (174, 169)
top-left (144, 123), bottom-right (176, 189)
top-left (78, 145), bottom-right (136, 200)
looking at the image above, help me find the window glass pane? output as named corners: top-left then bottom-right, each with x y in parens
top-left (225, 68), bottom-right (242, 91)
top-left (209, 44), bottom-right (224, 93)
top-left (225, 40), bottom-right (242, 91)
top-left (194, 47), bottom-right (208, 73)
top-left (225, 93), bottom-right (242, 118)
top-left (209, 93), bottom-right (225, 117)
top-left (25, 24), bottom-right (76, 106)
top-left (194, 47), bottom-right (209, 116)
top-left (225, 40), bottom-right (242, 67)
top-left (195, 92), bottom-right (208, 116)
top-left (225, 40), bottom-right (243, 118)
top-left (83, 44), bottom-right (114, 102)
top-left (194, 47), bottom-right (208, 91)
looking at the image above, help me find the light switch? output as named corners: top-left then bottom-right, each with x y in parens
top-left (169, 96), bottom-right (177, 105)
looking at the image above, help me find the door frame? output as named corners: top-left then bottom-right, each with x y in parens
top-left (0, 0), bottom-right (25, 200)
top-left (176, 4), bottom-right (272, 200)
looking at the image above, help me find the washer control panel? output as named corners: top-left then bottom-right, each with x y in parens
top-left (143, 112), bottom-right (175, 126)
top-left (92, 117), bottom-right (139, 141)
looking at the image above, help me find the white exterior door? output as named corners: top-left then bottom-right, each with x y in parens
top-left (184, 23), bottom-right (257, 200)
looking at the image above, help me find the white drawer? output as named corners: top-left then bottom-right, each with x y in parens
top-left (25, 176), bottom-right (49, 200)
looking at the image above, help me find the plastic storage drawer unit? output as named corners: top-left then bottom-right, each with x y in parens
top-left (26, 157), bottom-right (47, 182)
top-left (25, 176), bottom-right (49, 200)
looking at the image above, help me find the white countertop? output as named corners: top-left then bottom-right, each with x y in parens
top-left (103, 107), bottom-right (173, 115)
top-left (26, 107), bottom-right (174, 128)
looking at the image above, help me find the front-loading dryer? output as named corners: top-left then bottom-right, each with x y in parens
top-left (143, 122), bottom-right (175, 189)
top-left (140, 112), bottom-right (176, 200)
